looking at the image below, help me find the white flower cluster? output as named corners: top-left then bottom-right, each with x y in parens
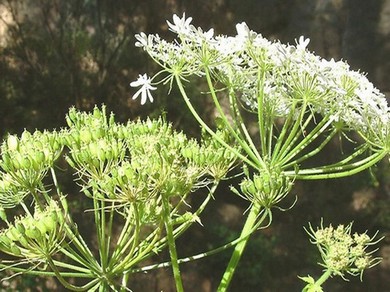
top-left (133, 14), bottom-right (390, 148)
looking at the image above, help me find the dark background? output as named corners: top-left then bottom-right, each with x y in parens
top-left (0, 0), bottom-right (390, 291)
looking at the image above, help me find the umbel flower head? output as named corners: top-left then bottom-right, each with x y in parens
top-left (0, 199), bottom-right (66, 261)
top-left (0, 130), bottom-right (63, 208)
top-left (305, 221), bottom-right (383, 281)
top-left (133, 14), bottom-right (390, 151)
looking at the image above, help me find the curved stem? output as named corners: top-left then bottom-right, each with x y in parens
top-left (47, 257), bottom-right (100, 291)
top-left (278, 117), bottom-right (333, 167)
top-left (282, 127), bottom-right (337, 170)
top-left (289, 150), bottom-right (387, 179)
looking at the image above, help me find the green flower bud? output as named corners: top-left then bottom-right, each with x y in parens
top-left (57, 210), bottom-right (65, 225)
top-left (80, 128), bottom-right (92, 143)
top-left (89, 142), bottom-right (99, 158)
top-left (7, 226), bottom-right (21, 241)
top-left (91, 158), bottom-right (100, 168)
top-left (91, 128), bottom-right (104, 140)
top-left (18, 235), bottom-right (29, 248)
top-left (0, 233), bottom-right (12, 246)
top-left (42, 214), bottom-right (56, 232)
top-left (254, 176), bottom-right (263, 192)
top-left (36, 220), bottom-right (48, 235)
top-left (0, 207), bottom-right (7, 222)
top-left (97, 147), bottom-right (106, 161)
top-left (15, 221), bottom-right (26, 235)
top-left (21, 156), bottom-right (32, 169)
top-left (51, 139), bottom-right (61, 152)
top-left (10, 242), bottom-right (22, 256)
top-left (7, 135), bottom-right (19, 151)
top-left (21, 130), bottom-right (32, 141)
top-left (93, 106), bottom-right (102, 119)
top-left (35, 150), bottom-right (46, 165)
top-left (25, 226), bottom-right (42, 240)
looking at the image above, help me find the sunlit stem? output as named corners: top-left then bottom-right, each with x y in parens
top-left (228, 88), bottom-right (262, 163)
top-left (313, 269), bottom-right (332, 288)
top-left (272, 102), bottom-right (309, 163)
top-left (257, 68), bottom-right (267, 156)
top-left (290, 150), bottom-right (387, 179)
top-left (282, 128), bottom-right (337, 170)
top-left (109, 206), bottom-right (140, 269)
top-left (277, 116), bottom-right (333, 167)
top-left (217, 203), bottom-right (266, 292)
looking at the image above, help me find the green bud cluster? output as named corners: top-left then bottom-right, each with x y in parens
top-left (306, 221), bottom-right (382, 280)
top-left (194, 129), bottom-right (238, 180)
top-left (64, 106), bottom-right (126, 180)
top-left (237, 168), bottom-right (293, 209)
top-left (0, 199), bottom-right (65, 260)
top-left (64, 106), bottom-right (237, 225)
top-left (0, 130), bottom-right (63, 207)
top-left (1, 130), bottom-right (62, 173)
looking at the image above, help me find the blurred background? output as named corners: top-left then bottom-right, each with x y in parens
top-left (0, 0), bottom-right (389, 291)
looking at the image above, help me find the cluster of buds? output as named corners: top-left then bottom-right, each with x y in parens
top-left (0, 199), bottom-right (65, 260)
top-left (1, 130), bottom-right (62, 173)
top-left (64, 106), bottom-right (237, 223)
top-left (234, 167), bottom-right (293, 209)
top-left (305, 221), bottom-right (382, 280)
top-left (0, 130), bottom-right (63, 207)
top-left (64, 106), bottom-right (126, 180)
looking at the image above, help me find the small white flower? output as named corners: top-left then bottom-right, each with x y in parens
top-left (167, 13), bottom-right (193, 35)
top-left (130, 74), bottom-right (157, 105)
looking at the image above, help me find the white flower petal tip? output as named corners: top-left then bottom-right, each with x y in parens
top-left (296, 36), bottom-right (310, 50)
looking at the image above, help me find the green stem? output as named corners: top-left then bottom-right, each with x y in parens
top-left (131, 209), bottom-right (267, 273)
top-left (217, 203), bottom-right (264, 292)
top-left (314, 269), bottom-right (332, 288)
top-left (290, 150), bottom-right (387, 179)
top-left (47, 257), bottom-right (100, 291)
top-left (175, 74), bottom-right (258, 170)
top-left (162, 195), bottom-right (184, 292)
top-left (257, 68), bottom-right (267, 156)
top-left (204, 67), bottom-right (265, 169)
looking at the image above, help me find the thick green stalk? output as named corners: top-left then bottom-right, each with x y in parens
top-left (217, 203), bottom-right (264, 291)
top-left (309, 269), bottom-right (332, 291)
top-left (162, 195), bottom-right (184, 292)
